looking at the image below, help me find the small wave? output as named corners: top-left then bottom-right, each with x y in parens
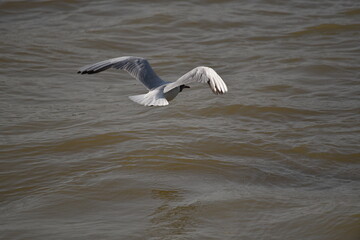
top-left (196, 104), bottom-right (323, 120)
top-left (256, 84), bottom-right (309, 95)
top-left (1, 132), bottom-right (136, 158)
top-left (0, 0), bottom-right (79, 11)
top-left (341, 8), bottom-right (360, 16)
top-left (124, 13), bottom-right (176, 25)
top-left (289, 24), bottom-right (360, 37)
top-left (175, 19), bottom-right (246, 30)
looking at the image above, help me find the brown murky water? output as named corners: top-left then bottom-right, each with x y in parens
top-left (1, 0), bottom-right (360, 239)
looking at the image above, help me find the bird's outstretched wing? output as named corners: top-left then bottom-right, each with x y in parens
top-left (163, 66), bottom-right (228, 94)
top-left (78, 56), bottom-right (166, 90)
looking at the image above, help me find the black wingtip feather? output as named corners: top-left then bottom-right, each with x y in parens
top-left (78, 70), bottom-right (97, 74)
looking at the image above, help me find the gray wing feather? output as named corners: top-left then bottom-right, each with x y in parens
top-left (164, 66), bottom-right (228, 94)
top-left (78, 56), bottom-right (166, 90)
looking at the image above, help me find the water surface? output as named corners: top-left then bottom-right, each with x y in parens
top-left (1, 0), bottom-right (360, 239)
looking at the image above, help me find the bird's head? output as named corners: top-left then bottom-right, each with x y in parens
top-left (179, 85), bottom-right (190, 92)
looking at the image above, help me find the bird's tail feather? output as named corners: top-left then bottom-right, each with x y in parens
top-left (129, 93), bottom-right (169, 106)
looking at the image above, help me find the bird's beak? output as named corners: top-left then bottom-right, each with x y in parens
top-left (184, 85), bottom-right (190, 88)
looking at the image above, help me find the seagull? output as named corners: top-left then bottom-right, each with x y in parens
top-left (78, 56), bottom-right (228, 106)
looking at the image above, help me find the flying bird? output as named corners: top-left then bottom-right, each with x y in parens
top-left (78, 56), bottom-right (228, 106)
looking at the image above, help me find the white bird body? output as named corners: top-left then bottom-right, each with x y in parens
top-left (78, 56), bottom-right (228, 106)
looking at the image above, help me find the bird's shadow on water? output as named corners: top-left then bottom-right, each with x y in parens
top-left (146, 188), bottom-right (200, 239)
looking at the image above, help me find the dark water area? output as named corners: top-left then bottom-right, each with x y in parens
top-left (1, 0), bottom-right (360, 239)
